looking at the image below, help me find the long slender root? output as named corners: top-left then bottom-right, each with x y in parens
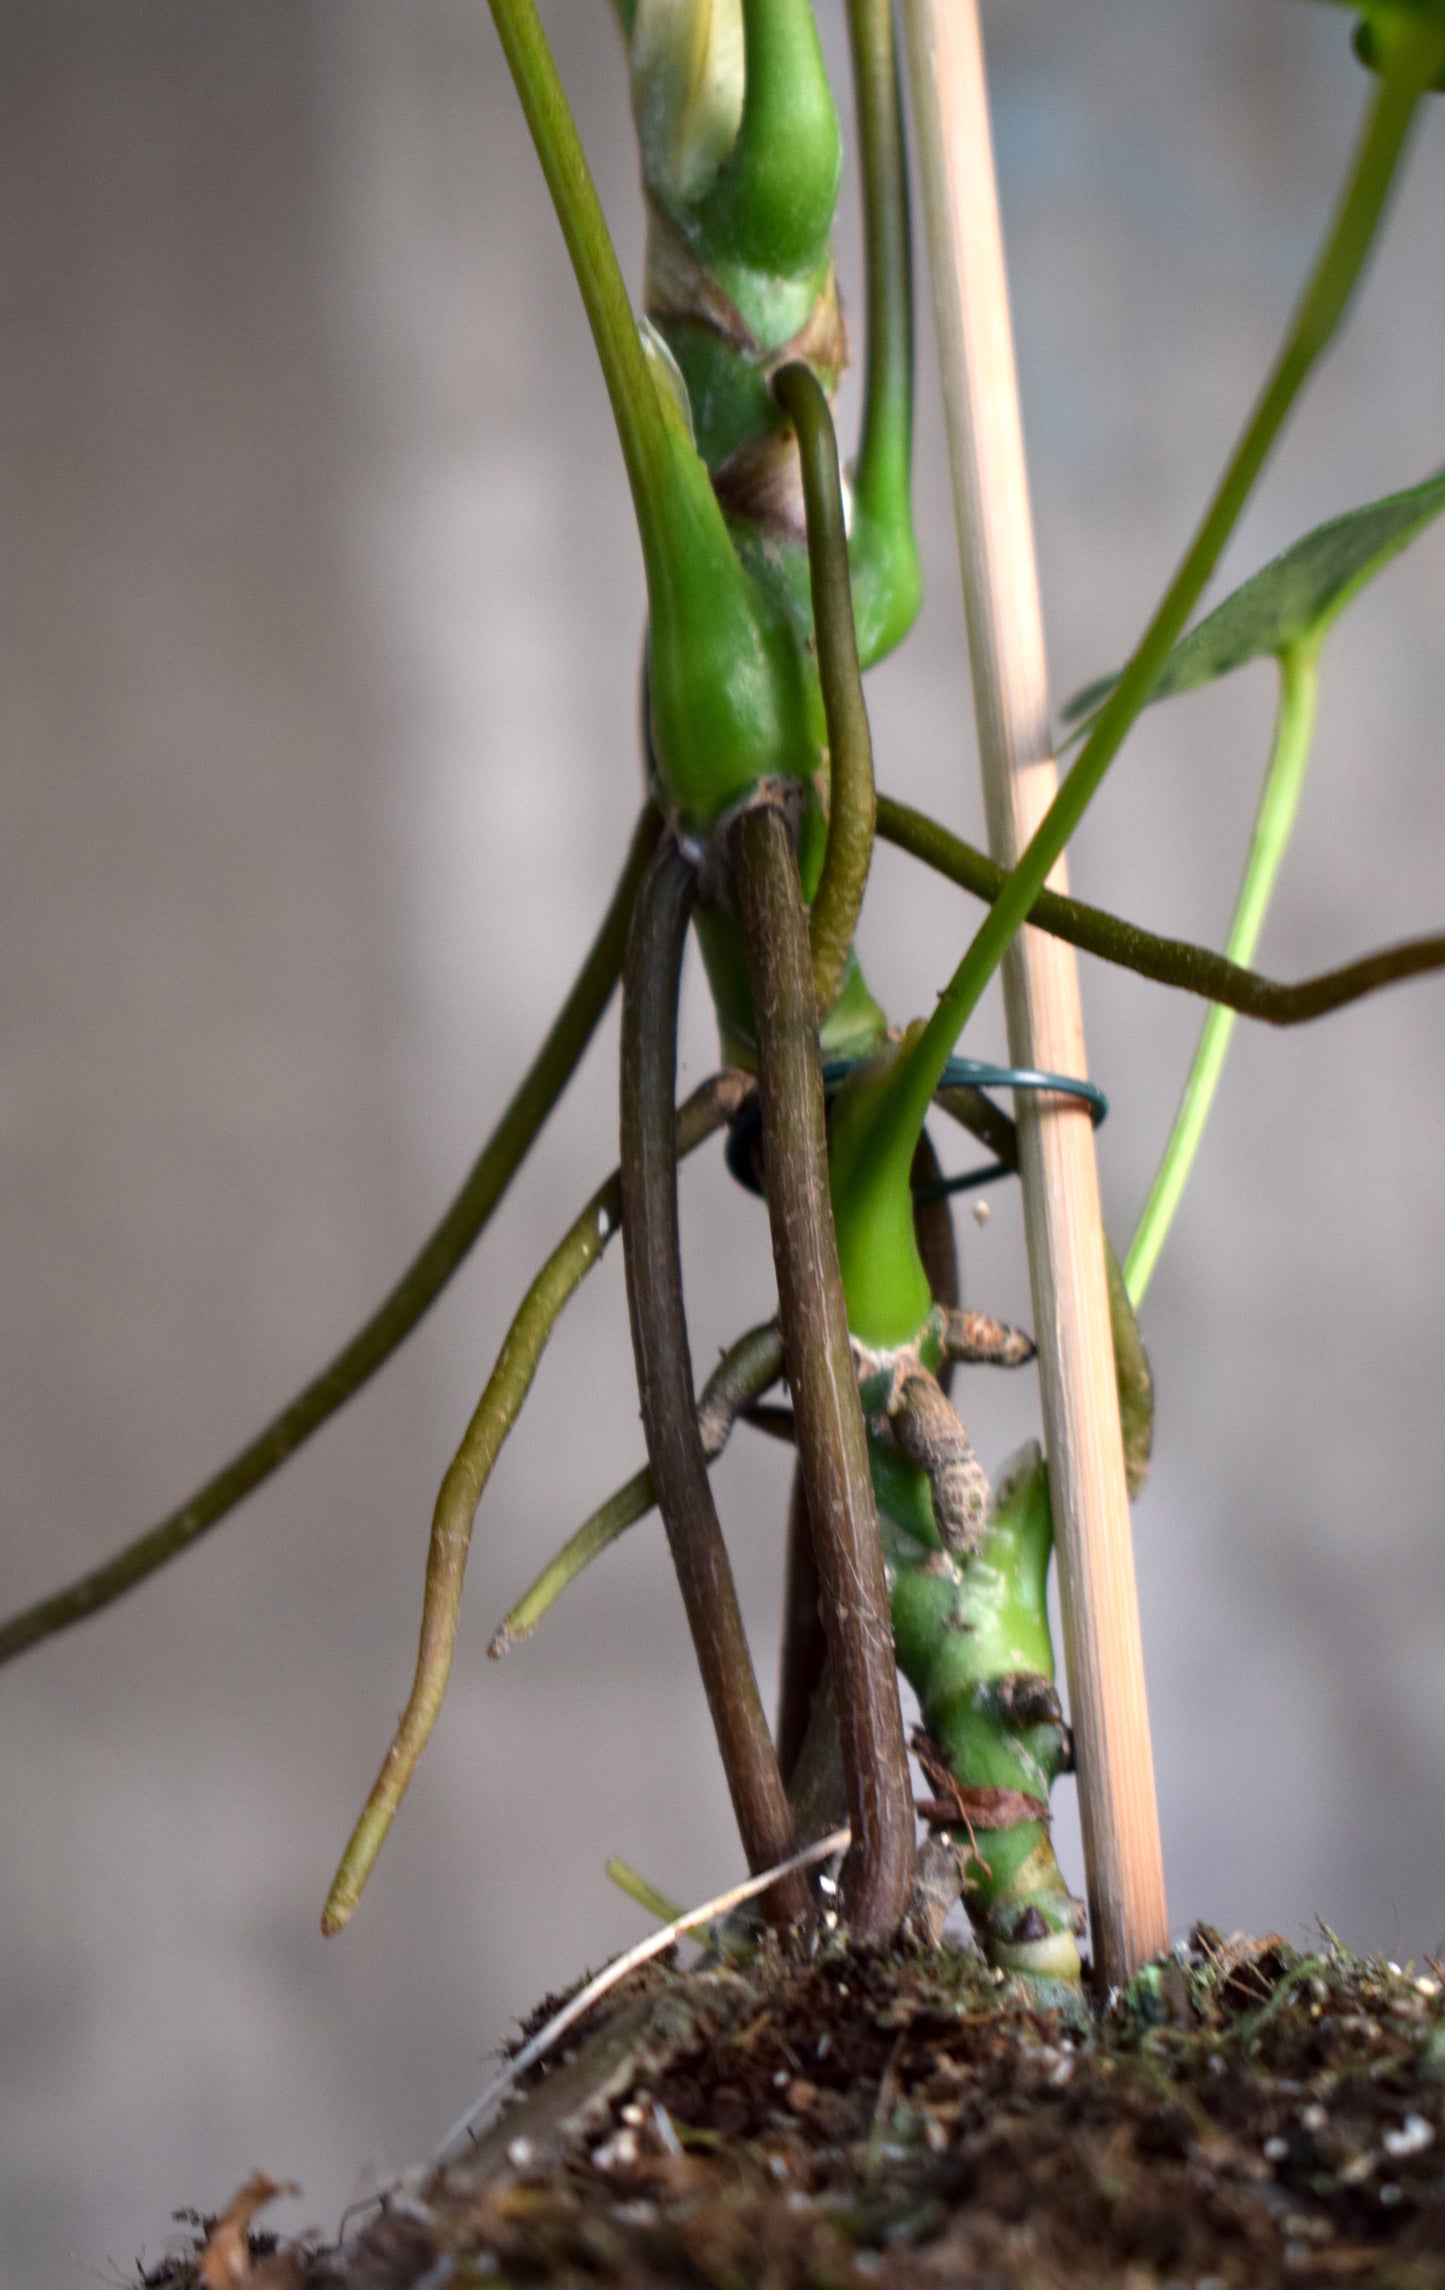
top-left (879, 790), bottom-right (1445, 1029)
top-left (773, 362), bottom-right (877, 1020)
top-left (731, 798), bottom-right (914, 1945)
top-left (0, 806), bottom-right (662, 1672)
top-left (321, 1066), bottom-right (750, 1936)
top-left (621, 838), bottom-right (807, 1924)
top-left (488, 1321), bottom-right (784, 1655)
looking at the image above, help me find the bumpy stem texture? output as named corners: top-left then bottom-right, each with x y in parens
top-left (321, 1064), bottom-right (748, 1934)
top-left (883, 1439), bottom-right (1081, 1984)
top-left (0, 807), bottom-right (660, 1671)
top-left (731, 801), bottom-right (914, 1944)
top-left (620, 839), bottom-right (807, 1923)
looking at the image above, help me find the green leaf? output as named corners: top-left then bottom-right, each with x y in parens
top-left (1061, 465), bottom-right (1445, 725)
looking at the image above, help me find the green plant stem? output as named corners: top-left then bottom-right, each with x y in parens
top-left (620, 839), bottom-right (808, 1924)
top-left (831, 30), bottom-right (1439, 1266)
top-left (773, 362), bottom-right (877, 1017)
top-left (774, 1139), bottom-right (957, 1800)
top-left (321, 1064), bottom-right (749, 1936)
top-left (488, 0), bottom-right (672, 535)
top-left (730, 800), bottom-right (914, 1944)
top-left (876, 790), bottom-right (1445, 1026)
top-left (845, 0), bottom-right (913, 536)
top-left (843, 0), bottom-right (921, 662)
top-left (1125, 643), bottom-right (1321, 1306)
top-left (487, 1320), bottom-right (784, 1654)
top-left (885, 1443), bottom-right (1080, 1984)
top-left (0, 808), bottom-right (661, 1672)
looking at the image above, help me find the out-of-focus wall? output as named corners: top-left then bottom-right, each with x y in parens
top-left (2, 3), bottom-right (1442, 2282)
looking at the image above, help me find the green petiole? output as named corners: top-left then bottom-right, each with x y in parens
top-left (1125, 643), bottom-right (1321, 1306)
top-left (829, 21), bottom-right (1442, 1346)
top-left (842, 0), bottom-right (922, 664)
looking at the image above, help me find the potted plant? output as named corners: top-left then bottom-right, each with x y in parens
top-left (4, 3), bottom-right (1445, 2282)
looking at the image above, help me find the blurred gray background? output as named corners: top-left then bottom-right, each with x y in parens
top-left (3, 2), bottom-right (1443, 2282)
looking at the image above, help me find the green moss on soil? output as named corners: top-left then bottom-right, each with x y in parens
top-left (144, 1928), bottom-right (1445, 2290)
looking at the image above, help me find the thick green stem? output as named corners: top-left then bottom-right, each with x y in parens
top-left (488, 1320), bottom-right (784, 1654)
top-left (773, 362), bottom-right (877, 1018)
top-left (843, 0), bottom-right (922, 662)
top-left (493, 0), bottom-right (810, 829)
top-left (885, 1442), bottom-right (1080, 1984)
top-left (1125, 645), bottom-right (1320, 1305)
top-left (831, 33), bottom-right (1440, 1282)
top-left (730, 801), bottom-right (914, 1944)
top-left (620, 839), bottom-right (808, 1922)
top-left (320, 1065), bottom-right (748, 1935)
top-left (877, 791), bottom-right (1445, 1028)
top-left (775, 1130), bottom-right (957, 1784)
top-left (0, 808), bottom-right (660, 1671)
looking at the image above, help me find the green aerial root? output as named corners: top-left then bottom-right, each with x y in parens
top-left (0, 807), bottom-right (660, 1673)
top-left (321, 1069), bottom-right (750, 1937)
top-left (880, 1438), bottom-right (1082, 1986)
top-left (771, 360), bottom-right (878, 1021)
top-left (487, 1319), bottom-right (784, 1655)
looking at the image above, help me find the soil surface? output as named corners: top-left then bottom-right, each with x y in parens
top-left (144, 1929), bottom-right (1445, 2290)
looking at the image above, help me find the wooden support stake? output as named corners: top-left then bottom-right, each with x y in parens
top-left (900, 0), bottom-right (1169, 1987)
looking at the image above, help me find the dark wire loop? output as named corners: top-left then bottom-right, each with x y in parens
top-left (725, 1052), bottom-right (1106, 1201)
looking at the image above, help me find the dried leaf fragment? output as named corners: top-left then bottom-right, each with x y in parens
top-left (197, 2173), bottom-right (298, 2290)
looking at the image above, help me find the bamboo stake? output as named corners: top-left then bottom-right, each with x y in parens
top-left (900, 0), bottom-right (1168, 1986)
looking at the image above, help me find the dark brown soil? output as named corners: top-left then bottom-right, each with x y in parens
top-left (144, 1929), bottom-right (1445, 2290)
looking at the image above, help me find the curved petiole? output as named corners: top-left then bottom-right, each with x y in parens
top-left (0, 808), bottom-right (661, 1673)
top-left (831, 27), bottom-right (1443, 1251)
top-left (1125, 643), bottom-right (1320, 1305)
top-left (321, 1064), bottom-right (751, 1936)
